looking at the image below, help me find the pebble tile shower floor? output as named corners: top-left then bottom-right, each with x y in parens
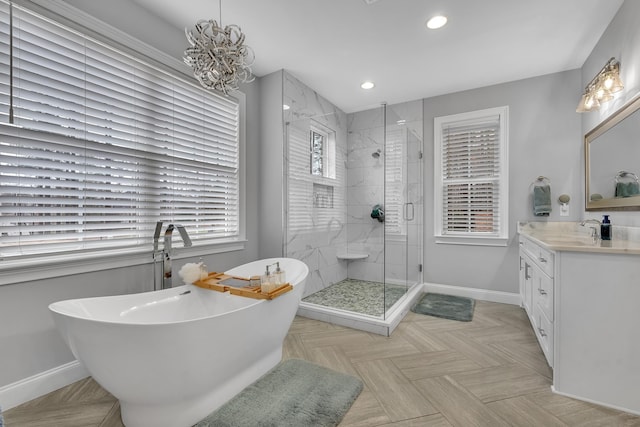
top-left (302, 278), bottom-right (408, 317)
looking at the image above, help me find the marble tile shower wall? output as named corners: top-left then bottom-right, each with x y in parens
top-left (283, 72), bottom-right (348, 297)
top-left (346, 108), bottom-right (386, 282)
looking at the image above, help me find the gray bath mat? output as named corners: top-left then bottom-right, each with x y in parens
top-left (194, 358), bottom-right (363, 427)
top-left (412, 292), bottom-right (475, 322)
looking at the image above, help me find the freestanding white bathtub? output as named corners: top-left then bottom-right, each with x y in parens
top-left (49, 258), bottom-right (308, 427)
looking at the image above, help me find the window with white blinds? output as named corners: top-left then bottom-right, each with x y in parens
top-left (434, 106), bottom-right (509, 246)
top-left (0, 1), bottom-right (241, 258)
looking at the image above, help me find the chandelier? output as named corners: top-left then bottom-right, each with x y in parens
top-left (183, 1), bottom-right (254, 95)
top-left (576, 57), bottom-right (624, 113)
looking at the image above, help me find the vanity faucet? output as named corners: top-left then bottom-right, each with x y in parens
top-left (162, 224), bottom-right (193, 289)
top-left (580, 219), bottom-right (601, 240)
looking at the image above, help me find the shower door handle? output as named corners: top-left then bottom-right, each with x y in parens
top-left (404, 203), bottom-right (415, 221)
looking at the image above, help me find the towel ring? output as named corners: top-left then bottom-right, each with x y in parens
top-left (615, 171), bottom-right (639, 184)
top-left (530, 176), bottom-right (550, 189)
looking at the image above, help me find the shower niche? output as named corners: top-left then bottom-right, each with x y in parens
top-left (312, 184), bottom-right (334, 208)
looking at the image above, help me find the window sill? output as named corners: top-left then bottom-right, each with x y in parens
top-left (0, 240), bottom-right (247, 286)
top-left (435, 235), bottom-right (509, 247)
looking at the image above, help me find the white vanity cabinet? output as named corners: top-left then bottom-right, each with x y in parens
top-left (518, 224), bottom-right (640, 416)
top-left (519, 236), bottom-right (554, 367)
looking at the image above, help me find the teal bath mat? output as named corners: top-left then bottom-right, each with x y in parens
top-left (194, 359), bottom-right (363, 427)
top-left (412, 293), bottom-right (475, 322)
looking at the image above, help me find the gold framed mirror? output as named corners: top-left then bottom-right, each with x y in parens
top-left (585, 95), bottom-right (640, 211)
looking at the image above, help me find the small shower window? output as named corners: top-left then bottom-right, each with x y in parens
top-left (310, 123), bottom-right (336, 179)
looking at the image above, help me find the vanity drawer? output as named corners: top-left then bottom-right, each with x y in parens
top-left (519, 237), bottom-right (554, 275)
top-left (536, 246), bottom-right (554, 277)
top-left (519, 237), bottom-right (536, 258)
top-left (533, 303), bottom-right (554, 368)
top-left (533, 267), bottom-right (554, 321)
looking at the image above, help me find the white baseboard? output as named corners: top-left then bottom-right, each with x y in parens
top-left (0, 360), bottom-right (88, 411)
top-left (551, 386), bottom-right (640, 417)
top-left (421, 282), bottom-right (521, 306)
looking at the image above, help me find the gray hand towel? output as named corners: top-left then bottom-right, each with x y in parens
top-left (533, 185), bottom-right (551, 216)
top-left (615, 181), bottom-right (640, 197)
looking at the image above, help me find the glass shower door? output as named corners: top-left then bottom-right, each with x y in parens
top-left (383, 102), bottom-right (423, 319)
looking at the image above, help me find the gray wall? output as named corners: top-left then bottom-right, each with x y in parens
top-left (423, 70), bottom-right (583, 293)
top-left (258, 71), bottom-right (285, 259)
top-left (580, 0), bottom-right (640, 226)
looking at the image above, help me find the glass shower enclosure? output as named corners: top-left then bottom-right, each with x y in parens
top-left (282, 72), bottom-right (423, 335)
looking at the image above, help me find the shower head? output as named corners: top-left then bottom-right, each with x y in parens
top-left (372, 149), bottom-right (381, 158)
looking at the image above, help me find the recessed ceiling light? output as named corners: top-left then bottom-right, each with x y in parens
top-left (361, 81), bottom-right (375, 90)
top-left (426, 15), bottom-right (447, 30)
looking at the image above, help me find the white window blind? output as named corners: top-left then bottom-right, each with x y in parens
top-left (434, 106), bottom-right (508, 245)
top-left (0, 1), bottom-right (240, 257)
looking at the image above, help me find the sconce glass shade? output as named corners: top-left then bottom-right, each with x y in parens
top-left (577, 93), bottom-right (600, 113)
top-left (576, 94), bottom-right (590, 113)
top-left (585, 94), bottom-right (600, 110)
top-left (602, 69), bottom-right (624, 93)
top-left (594, 84), bottom-right (613, 102)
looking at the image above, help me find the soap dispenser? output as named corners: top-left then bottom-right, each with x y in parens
top-left (601, 215), bottom-right (612, 240)
top-left (274, 262), bottom-right (286, 285)
top-left (261, 265), bottom-right (273, 293)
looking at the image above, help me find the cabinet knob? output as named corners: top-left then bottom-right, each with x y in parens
top-left (538, 327), bottom-right (547, 337)
top-left (538, 287), bottom-right (547, 295)
top-left (539, 257), bottom-right (547, 263)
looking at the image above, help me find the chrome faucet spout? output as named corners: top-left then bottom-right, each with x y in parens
top-left (153, 221), bottom-right (163, 252)
top-left (161, 224), bottom-right (192, 289)
top-left (164, 224), bottom-right (175, 255)
top-left (177, 225), bottom-right (193, 247)
top-left (152, 221), bottom-right (164, 290)
top-left (580, 219), bottom-right (601, 240)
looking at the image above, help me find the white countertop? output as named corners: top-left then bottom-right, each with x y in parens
top-left (518, 221), bottom-right (640, 255)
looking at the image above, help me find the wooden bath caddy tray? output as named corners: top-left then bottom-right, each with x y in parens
top-left (192, 272), bottom-right (292, 300)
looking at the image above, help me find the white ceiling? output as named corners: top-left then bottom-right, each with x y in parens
top-left (78, 0), bottom-right (624, 113)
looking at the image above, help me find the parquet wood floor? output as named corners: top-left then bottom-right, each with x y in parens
top-left (5, 301), bottom-right (640, 426)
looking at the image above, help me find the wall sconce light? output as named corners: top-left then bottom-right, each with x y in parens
top-left (576, 57), bottom-right (624, 113)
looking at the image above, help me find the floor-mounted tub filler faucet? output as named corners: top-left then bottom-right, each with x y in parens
top-left (153, 222), bottom-right (193, 289)
top-left (580, 219), bottom-right (601, 241)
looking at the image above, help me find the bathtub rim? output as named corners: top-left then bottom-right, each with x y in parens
top-left (48, 285), bottom-right (264, 327)
top-left (49, 257), bottom-right (309, 327)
